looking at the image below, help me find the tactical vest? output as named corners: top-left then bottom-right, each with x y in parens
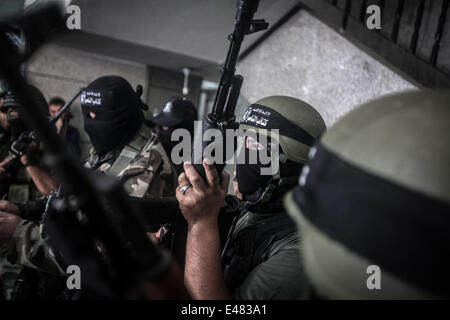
top-left (86, 124), bottom-right (177, 188)
top-left (106, 124), bottom-right (154, 177)
top-left (85, 125), bottom-right (152, 174)
top-left (222, 210), bottom-right (297, 294)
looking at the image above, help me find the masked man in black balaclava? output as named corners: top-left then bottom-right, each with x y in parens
top-left (81, 75), bottom-right (178, 197)
top-left (149, 96), bottom-right (197, 174)
top-left (82, 76), bottom-right (144, 158)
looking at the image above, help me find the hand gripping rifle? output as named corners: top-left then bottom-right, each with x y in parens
top-left (192, 0), bottom-right (268, 179)
top-left (0, 4), bottom-right (187, 299)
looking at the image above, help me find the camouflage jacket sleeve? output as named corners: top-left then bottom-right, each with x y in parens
top-left (118, 132), bottom-right (177, 198)
top-left (6, 220), bottom-right (65, 276)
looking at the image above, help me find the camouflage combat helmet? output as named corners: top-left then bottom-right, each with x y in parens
top-left (239, 95), bottom-right (326, 164)
top-left (284, 90), bottom-right (450, 299)
top-left (237, 95), bottom-right (326, 204)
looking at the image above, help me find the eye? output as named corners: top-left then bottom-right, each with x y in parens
top-left (246, 136), bottom-right (265, 151)
top-left (7, 110), bottom-right (19, 118)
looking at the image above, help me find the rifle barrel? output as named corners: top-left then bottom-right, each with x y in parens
top-left (49, 87), bottom-right (84, 124)
top-left (210, 0), bottom-right (262, 118)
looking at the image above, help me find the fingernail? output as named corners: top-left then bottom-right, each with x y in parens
top-left (184, 161), bottom-right (191, 167)
top-left (204, 158), bottom-right (214, 165)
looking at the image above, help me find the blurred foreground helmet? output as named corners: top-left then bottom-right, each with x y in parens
top-left (284, 90), bottom-right (450, 299)
top-left (237, 96), bottom-right (326, 203)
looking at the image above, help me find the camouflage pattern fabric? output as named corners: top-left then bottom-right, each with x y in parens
top-left (85, 124), bottom-right (177, 198)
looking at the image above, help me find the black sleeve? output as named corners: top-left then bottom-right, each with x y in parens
top-left (14, 199), bottom-right (47, 221)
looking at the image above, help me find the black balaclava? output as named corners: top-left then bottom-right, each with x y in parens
top-left (235, 135), bottom-right (272, 202)
top-left (3, 85), bottom-right (48, 139)
top-left (152, 96), bottom-right (197, 157)
top-left (158, 125), bottom-right (178, 157)
top-left (81, 76), bottom-right (144, 156)
top-left (157, 122), bottom-right (194, 158)
top-left (236, 136), bottom-right (302, 204)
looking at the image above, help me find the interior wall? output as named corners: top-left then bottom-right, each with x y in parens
top-left (237, 10), bottom-right (417, 126)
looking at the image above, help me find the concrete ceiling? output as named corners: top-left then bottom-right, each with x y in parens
top-left (48, 0), bottom-right (299, 80)
top-left (0, 0), bottom-right (25, 20)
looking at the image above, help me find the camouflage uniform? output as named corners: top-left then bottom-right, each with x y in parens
top-left (84, 124), bottom-right (176, 198)
top-left (2, 124), bottom-right (177, 298)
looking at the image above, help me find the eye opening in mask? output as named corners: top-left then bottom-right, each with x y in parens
top-left (244, 134), bottom-right (274, 156)
top-left (6, 108), bottom-right (19, 120)
top-left (245, 136), bottom-right (265, 151)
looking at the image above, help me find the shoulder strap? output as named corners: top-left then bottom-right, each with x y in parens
top-left (251, 213), bottom-right (297, 265)
top-left (223, 212), bottom-right (297, 292)
top-left (107, 125), bottom-right (153, 177)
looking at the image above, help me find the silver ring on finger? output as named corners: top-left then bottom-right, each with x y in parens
top-left (179, 184), bottom-right (192, 195)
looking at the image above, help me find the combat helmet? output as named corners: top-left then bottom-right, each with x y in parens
top-left (284, 90), bottom-right (450, 299)
top-left (238, 95), bottom-right (326, 203)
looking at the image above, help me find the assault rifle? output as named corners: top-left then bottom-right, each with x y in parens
top-left (192, 0), bottom-right (268, 179)
top-left (0, 3), bottom-right (186, 299)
